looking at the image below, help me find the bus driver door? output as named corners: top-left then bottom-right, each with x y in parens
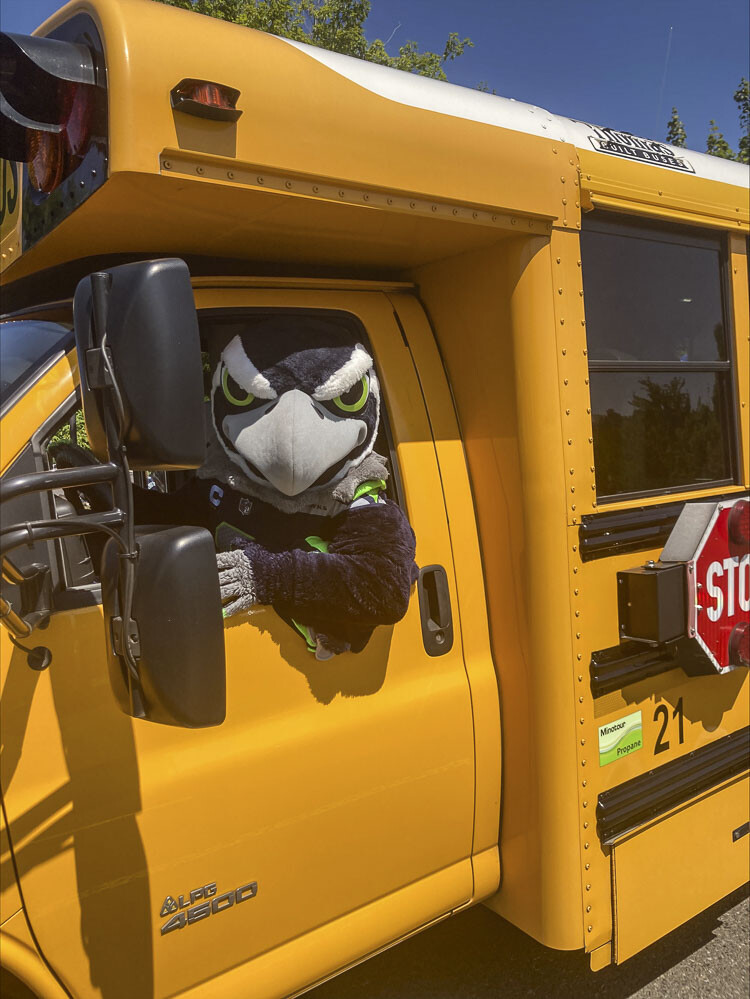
top-left (0, 286), bottom-right (478, 999)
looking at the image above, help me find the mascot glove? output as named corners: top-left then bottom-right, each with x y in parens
top-left (217, 549), bottom-right (258, 618)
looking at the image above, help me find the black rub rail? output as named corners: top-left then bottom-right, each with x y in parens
top-left (590, 640), bottom-right (680, 698)
top-left (597, 726), bottom-right (750, 845)
top-left (578, 491), bottom-right (741, 562)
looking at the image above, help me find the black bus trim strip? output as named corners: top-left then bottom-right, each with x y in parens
top-left (597, 726), bottom-right (750, 845)
top-left (590, 640), bottom-right (680, 698)
top-left (578, 491), bottom-right (746, 562)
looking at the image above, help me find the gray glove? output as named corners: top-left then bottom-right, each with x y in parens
top-left (217, 549), bottom-right (257, 618)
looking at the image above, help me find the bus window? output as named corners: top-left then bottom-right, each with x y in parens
top-left (0, 319), bottom-right (72, 417)
top-left (581, 214), bottom-right (738, 500)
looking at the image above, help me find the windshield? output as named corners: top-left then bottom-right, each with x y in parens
top-left (0, 319), bottom-right (73, 415)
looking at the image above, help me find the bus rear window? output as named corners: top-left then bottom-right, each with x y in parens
top-left (0, 320), bottom-right (73, 415)
top-left (581, 214), bottom-right (738, 501)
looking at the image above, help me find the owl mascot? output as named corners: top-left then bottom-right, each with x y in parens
top-left (128, 315), bottom-right (418, 659)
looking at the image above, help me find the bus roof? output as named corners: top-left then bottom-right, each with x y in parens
top-left (1, 0), bottom-right (746, 296)
top-left (283, 37), bottom-right (748, 189)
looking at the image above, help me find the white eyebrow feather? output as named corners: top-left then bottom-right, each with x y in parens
top-left (221, 336), bottom-right (277, 399)
top-left (313, 345), bottom-right (373, 400)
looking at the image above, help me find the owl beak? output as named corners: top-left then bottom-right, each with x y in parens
top-left (226, 390), bottom-right (367, 495)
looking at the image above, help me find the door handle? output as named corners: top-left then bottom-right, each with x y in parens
top-left (417, 564), bottom-right (454, 656)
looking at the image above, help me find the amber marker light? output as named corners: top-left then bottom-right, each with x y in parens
top-left (170, 78), bottom-right (242, 121)
top-left (27, 81), bottom-right (95, 194)
top-left (729, 621), bottom-right (749, 669)
top-left (27, 127), bottom-right (64, 193)
top-left (728, 498), bottom-right (750, 559)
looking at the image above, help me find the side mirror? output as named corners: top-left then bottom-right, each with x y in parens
top-left (74, 258), bottom-right (205, 470)
top-left (102, 526), bottom-right (226, 728)
top-left (1, 258), bottom-right (225, 727)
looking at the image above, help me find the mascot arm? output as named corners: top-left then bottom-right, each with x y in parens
top-left (219, 501), bottom-right (417, 625)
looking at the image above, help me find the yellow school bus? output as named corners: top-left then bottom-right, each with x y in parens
top-left (0, 1), bottom-right (748, 996)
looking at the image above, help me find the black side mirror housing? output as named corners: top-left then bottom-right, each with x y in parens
top-left (102, 526), bottom-right (226, 728)
top-left (74, 258), bottom-right (205, 470)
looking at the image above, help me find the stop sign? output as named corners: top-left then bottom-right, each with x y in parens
top-left (690, 498), bottom-right (750, 673)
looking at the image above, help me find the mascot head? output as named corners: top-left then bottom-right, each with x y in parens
top-left (209, 316), bottom-right (380, 499)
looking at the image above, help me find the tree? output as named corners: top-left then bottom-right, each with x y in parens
top-left (154, 0), bottom-right (472, 81)
top-left (665, 107), bottom-right (686, 147)
top-left (734, 77), bottom-right (749, 165)
top-left (705, 119), bottom-right (735, 159)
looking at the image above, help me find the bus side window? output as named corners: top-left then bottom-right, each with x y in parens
top-left (581, 213), bottom-right (738, 502)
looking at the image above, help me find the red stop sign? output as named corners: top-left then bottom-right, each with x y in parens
top-left (691, 498), bottom-right (750, 672)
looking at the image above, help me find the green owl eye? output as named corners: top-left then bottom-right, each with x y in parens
top-left (222, 367), bottom-right (255, 407)
top-left (332, 375), bottom-right (369, 413)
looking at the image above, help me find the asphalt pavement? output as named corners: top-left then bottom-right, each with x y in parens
top-left (309, 883), bottom-right (749, 998)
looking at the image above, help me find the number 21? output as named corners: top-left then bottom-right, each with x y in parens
top-left (654, 697), bottom-right (684, 755)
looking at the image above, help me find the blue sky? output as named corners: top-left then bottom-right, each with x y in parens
top-left (1, 0), bottom-right (748, 152)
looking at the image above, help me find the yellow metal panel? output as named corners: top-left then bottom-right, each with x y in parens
top-left (1, 0), bottom-right (568, 284)
top-left (729, 235), bottom-right (749, 487)
top-left (176, 860), bottom-right (469, 999)
top-left (550, 228), bottom-right (596, 523)
top-left (587, 484), bottom-right (750, 517)
top-left (1, 172), bottom-right (535, 289)
top-left (501, 235), bottom-right (584, 948)
top-left (568, 522), bottom-right (750, 960)
top-left (389, 292), bottom-right (502, 877)
top-left (1, 910), bottom-right (68, 999)
top-left (0, 353), bottom-right (78, 474)
top-left (54, 0), bottom-right (564, 216)
top-left (1, 805), bottom-right (22, 926)
top-left (1, 287), bottom-right (477, 999)
top-left (0, 159), bottom-right (21, 275)
top-left (413, 236), bottom-right (584, 948)
top-left (549, 226), bottom-right (614, 952)
top-left (612, 775), bottom-right (750, 964)
top-left (578, 149), bottom-right (750, 229)
top-left (470, 847), bottom-right (502, 903)
top-left (589, 941), bottom-right (612, 971)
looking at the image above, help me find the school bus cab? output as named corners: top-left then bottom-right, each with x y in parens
top-left (0, 1), bottom-right (748, 996)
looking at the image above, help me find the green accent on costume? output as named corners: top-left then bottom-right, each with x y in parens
top-left (352, 479), bottom-right (386, 503)
top-left (287, 538), bottom-right (330, 649)
top-left (222, 366), bottom-right (255, 407)
top-left (215, 521), bottom-right (255, 545)
top-left (332, 375), bottom-right (369, 413)
top-left (291, 618), bottom-right (316, 652)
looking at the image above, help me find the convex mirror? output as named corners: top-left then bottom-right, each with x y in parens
top-left (74, 257), bottom-right (205, 469)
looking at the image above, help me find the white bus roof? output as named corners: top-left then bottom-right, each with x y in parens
top-left (284, 38), bottom-right (749, 189)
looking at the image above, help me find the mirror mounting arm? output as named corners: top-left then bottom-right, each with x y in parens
top-left (0, 558), bottom-right (51, 647)
top-left (0, 461), bottom-right (119, 504)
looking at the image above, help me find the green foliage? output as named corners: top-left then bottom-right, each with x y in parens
top-left (701, 78), bottom-right (749, 161)
top-left (153, 0), bottom-right (472, 81)
top-left (705, 119), bottom-right (735, 159)
top-left (665, 107), bottom-right (686, 147)
top-left (47, 409), bottom-right (91, 453)
top-left (592, 375), bottom-right (728, 496)
top-left (734, 77), bottom-right (749, 164)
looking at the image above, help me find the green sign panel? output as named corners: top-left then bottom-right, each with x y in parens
top-left (598, 710), bottom-right (643, 767)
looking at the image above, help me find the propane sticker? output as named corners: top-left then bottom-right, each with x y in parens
top-left (598, 711), bottom-right (643, 767)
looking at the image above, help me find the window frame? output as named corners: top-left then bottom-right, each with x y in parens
top-left (582, 212), bottom-right (741, 504)
top-left (0, 302), bottom-right (74, 419)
